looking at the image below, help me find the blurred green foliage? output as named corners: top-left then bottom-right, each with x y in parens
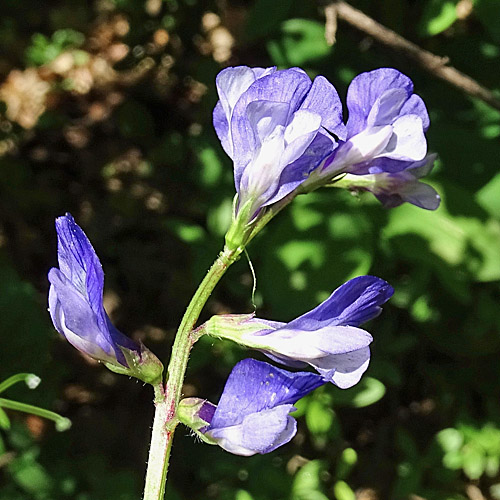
top-left (1, 0), bottom-right (500, 499)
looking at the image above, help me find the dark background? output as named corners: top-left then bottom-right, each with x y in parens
top-left (1, 0), bottom-right (500, 499)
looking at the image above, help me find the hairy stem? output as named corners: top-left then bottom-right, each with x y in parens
top-left (143, 246), bottom-right (242, 500)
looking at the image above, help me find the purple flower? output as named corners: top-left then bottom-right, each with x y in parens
top-left (213, 66), bottom-right (345, 217)
top-left (342, 153), bottom-right (440, 210)
top-left (48, 214), bottom-right (162, 382)
top-left (322, 68), bottom-right (429, 178)
top-left (206, 276), bottom-right (393, 389)
top-left (179, 359), bottom-right (324, 456)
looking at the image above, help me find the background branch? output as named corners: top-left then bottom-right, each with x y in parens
top-left (326, 0), bottom-right (500, 112)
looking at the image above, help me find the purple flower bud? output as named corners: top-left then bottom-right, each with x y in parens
top-left (48, 214), bottom-right (163, 383)
top-left (179, 359), bottom-right (324, 456)
top-left (206, 276), bottom-right (393, 389)
top-left (343, 154), bottom-right (440, 210)
top-left (213, 66), bottom-right (345, 217)
top-left (322, 68), bottom-right (430, 178)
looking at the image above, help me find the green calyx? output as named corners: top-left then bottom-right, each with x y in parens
top-left (202, 313), bottom-right (271, 348)
top-left (105, 344), bottom-right (164, 385)
top-left (224, 196), bottom-right (259, 252)
top-left (177, 398), bottom-right (217, 446)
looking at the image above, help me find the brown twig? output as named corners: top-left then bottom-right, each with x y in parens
top-left (325, 1), bottom-right (500, 112)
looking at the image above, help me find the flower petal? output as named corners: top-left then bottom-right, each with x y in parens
top-left (48, 268), bottom-right (117, 362)
top-left (346, 68), bottom-right (413, 136)
top-left (256, 325), bottom-right (372, 360)
top-left (401, 94), bottom-right (430, 131)
top-left (399, 181), bottom-right (441, 210)
top-left (213, 100), bottom-right (232, 157)
top-left (300, 75), bottom-right (347, 140)
top-left (367, 88), bottom-right (408, 127)
top-left (314, 346), bottom-right (371, 389)
top-left (264, 132), bottom-right (335, 206)
top-left (231, 69), bottom-right (313, 183)
top-left (210, 359), bottom-right (324, 429)
top-left (287, 276), bottom-right (394, 329)
top-left (382, 114), bottom-right (427, 162)
top-left (206, 405), bottom-right (296, 456)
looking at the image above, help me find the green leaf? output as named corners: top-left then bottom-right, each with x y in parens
top-left (207, 196), bottom-right (233, 237)
top-left (291, 460), bottom-right (328, 500)
top-left (9, 455), bottom-right (53, 495)
top-left (333, 481), bottom-right (356, 500)
top-left (383, 189), bottom-right (500, 284)
top-left (245, 0), bottom-right (293, 42)
top-left (306, 400), bottom-right (334, 435)
top-left (235, 491), bottom-right (254, 500)
top-left (335, 448), bottom-right (358, 480)
top-left (418, 0), bottom-right (458, 37)
top-left (437, 428), bottom-right (464, 453)
top-left (462, 445), bottom-right (486, 479)
top-left (476, 0), bottom-right (500, 43)
top-left (476, 172), bottom-right (500, 218)
top-left (0, 407), bottom-right (10, 430)
top-left (268, 19), bottom-right (331, 67)
top-left (332, 377), bottom-right (386, 408)
top-left (166, 219), bottom-right (206, 243)
top-left (198, 146), bottom-right (224, 187)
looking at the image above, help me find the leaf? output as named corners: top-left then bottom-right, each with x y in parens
top-left (0, 407), bottom-right (11, 430)
top-left (292, 460), bottom-right (328, 500)
top-left (334, 481), bottom-right (356, 500)
top-left (335, 448), bottom-right (358, 480)
top-left (418, 0), bottom-right (458, 37)
top-left (235, 491), bottom-right (254, 500)
top-left (475, 0), bottom-right (500, 43)
top-left (268, 19), bottom-right (332, 67)
top-left (332, 377), bottom-right (386, 408)
top-left (437, 428), bottom-right (464, 453)
top-left (306, 400), bottom-right (334, 435)
top-left (245, 0), bottom-right (293, 42)
top-left (476, 172), bottom-right (500, 218)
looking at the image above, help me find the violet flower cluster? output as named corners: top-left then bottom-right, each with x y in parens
top-left (214, 66), bottom-right (440, 236)
top-left (48, 65), bottom-right (437, 460)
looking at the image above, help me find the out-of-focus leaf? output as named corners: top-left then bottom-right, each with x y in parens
top-left (384, 188), bottom-right (500, 284)
top-left (207, 196), bottom-right (233, 237)
top-left (166, 218), bottom-right (206, 243)
top-left (235, 490), bottom-right (254, 500)
top-left (245, 0), bottom-right (293, 42)
top-left (306, 400), bottom-right (334, 435)
top-left (291, 460), bottom-right (328, 500)
top-left (198, 146), bottom-right (224, 187)
top-left (476, 172), bottom-right (500, 218)
top-left (462, 445), bottom-right (486, 479)
top-left (25, 29), bottom-right (84, 65)
top-left (332, 377), bottom-right (386, 408)
top-left (418, 0), bottom-right (458, 37)
top-left (333, 481), bottom-right (356, 500)
top-left (268, 19), bottom-right (331, 67)
top-left (0, 407), bottom-right (11, 430)
top-left (475, 0), bottom-right (500, 42)
top-left (8, 454), bottom-right (53, 495)
top-left (335, 448), bottom-right (357, 480)
top-left (437, 428), bottom-right (464, 452)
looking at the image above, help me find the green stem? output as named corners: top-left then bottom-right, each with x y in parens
top-left (0, 398), bottom-right (71, 431)
top-left (143, 245), bottom-right (241, 500)
top-left (0, 373), bottom-right (40, 394)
